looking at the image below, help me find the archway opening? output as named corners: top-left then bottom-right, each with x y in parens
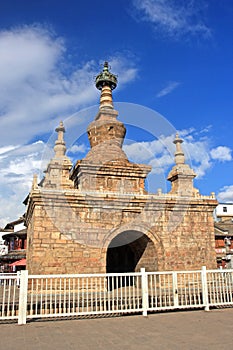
top-left (106, 230), bottom-right (157, 289)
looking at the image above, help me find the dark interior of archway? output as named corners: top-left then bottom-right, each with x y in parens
top-left (106, 230), bottom-right (151, 290)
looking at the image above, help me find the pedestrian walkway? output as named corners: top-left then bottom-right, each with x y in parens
top-left (0, 309), bottom-right (232, 350)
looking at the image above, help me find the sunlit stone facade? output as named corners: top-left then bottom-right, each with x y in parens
top-left (25, 63), bottom-right (217, 275)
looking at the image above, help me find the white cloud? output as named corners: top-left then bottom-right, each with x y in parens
top-left (132, 0), bottom-right (211, 39)
top-left (124, 127), bottom-right (232, 180)
top-left (0, 26), bottom-right (138, 148)
top-left (0, 140), bottom-right (46, 228)
top-left (183, 139), bottom-right (211, 178)
top-left (0, 26), bottom-right (94, 146)
top-left (218, 185), bottom-right (233, 202)
top-left (123, 141), bottom-right (155, 162)
top-left (68, 143), bottom-right (88, 154)
top-left (0, 146), bottom-right (19, 156)
top-left (149, 154), bottom-right (174, 174)
top-left (175, 136), bottom-right (232, 179)
top-left (0, 196), bottom-right (26, 229)
top-left (0, 143), bottom-right (45, 187)
top-left (0, 25), bottom-right (138, 226)
top-left (109, 56), bottom-right (138, 86)
top-left (210, 146), bottom-right (232, 161)
top-left (124, 135), bottom-right (174, 175)
top-left (156, 81), bottom-right (180, 98)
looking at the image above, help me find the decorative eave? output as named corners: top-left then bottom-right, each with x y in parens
top-left (25, 185), bottom-right (218, 215)
top-left (70, 161), bottom-right (152, 179)
top-left (167, 165), bottom-right (196, 182)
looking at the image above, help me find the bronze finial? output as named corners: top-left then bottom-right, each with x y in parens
top-left (95, 61), bottom-right (117, 91)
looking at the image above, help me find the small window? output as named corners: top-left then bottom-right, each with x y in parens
top-left (223, 206), bottom-right (227, 213)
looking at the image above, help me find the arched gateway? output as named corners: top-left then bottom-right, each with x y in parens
top-left (106, 230), bottom-right (157, 290)
top-left (107, 230), bottom-right (157, 274)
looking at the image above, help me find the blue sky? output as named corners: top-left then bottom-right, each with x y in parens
top-left (0, 0), bottom-right (232, 226)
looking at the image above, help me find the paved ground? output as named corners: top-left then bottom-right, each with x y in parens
top-left (0, 309), bottom-right (232, 350)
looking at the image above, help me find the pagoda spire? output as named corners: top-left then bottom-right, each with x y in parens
top-left (95, 62), bottom-right (117, 110)
top-left (174, 133), bottom-right (185, 165)
top-left (54, 121), bottom-right (66, 158)
top-left (42, 121), bottom-right (73, 189)
top-left (167, 133), bottom-right (197, 196)
top-left (84, 61), bottom-right (125, 151)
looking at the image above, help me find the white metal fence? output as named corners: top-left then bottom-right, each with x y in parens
top-left (0, 267), bottom-right (233, 325)
top-left (0, 273), bottom-right (20, 321)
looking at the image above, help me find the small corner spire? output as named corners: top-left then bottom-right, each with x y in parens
top-left (95, 62), bottom-right (117, 110)
top-left (54, 121), bottom-right (66, 158)
top-left (32, 174), bottom-right (38, 190)
top-left (173, 133), bottom-right (185, 165)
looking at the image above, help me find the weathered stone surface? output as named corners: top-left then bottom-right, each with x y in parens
top-left (25, 187), bottom-right (217, 275)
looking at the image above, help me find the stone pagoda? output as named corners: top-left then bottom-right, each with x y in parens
top-left (25, 62), bottom-right (217, 275)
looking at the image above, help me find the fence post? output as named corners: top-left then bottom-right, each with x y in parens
top-left (172, 272), bottom-right (179, 308)
top-left (18, 270), bottom-right (28, 325)
top-left (16, 271), bottom-right (20, 287)
top-left (201, 266), bottom-right (209, 311)
top-left (141, 268), bottom-right (148, 317)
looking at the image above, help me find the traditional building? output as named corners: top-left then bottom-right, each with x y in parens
top-left (0, 218), bottom-right (27, 272)
top-left (214, 203), bottom-right (233, 268)
top-left (25, 62), bottom-right (217, 275)
top-left (214, 203), bottom-right (233, 222)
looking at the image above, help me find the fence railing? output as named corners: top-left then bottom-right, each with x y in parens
top-left (0, 272), bottom-right (20, 321)
top-left (0, 267), bottom-right (233, 325)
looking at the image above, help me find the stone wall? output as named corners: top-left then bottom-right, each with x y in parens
top-left (26, 190), bottom-right (217, 275)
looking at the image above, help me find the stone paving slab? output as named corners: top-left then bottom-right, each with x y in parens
top-left (0, 309), bottom-right (232, 350)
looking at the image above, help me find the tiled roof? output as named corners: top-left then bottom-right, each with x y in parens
top-left (214, 219), bottom-right (233, 236)
top-left (0, 250), bottom-right (26, 261)
top-left (2, 229), bottom-right (27, 240)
